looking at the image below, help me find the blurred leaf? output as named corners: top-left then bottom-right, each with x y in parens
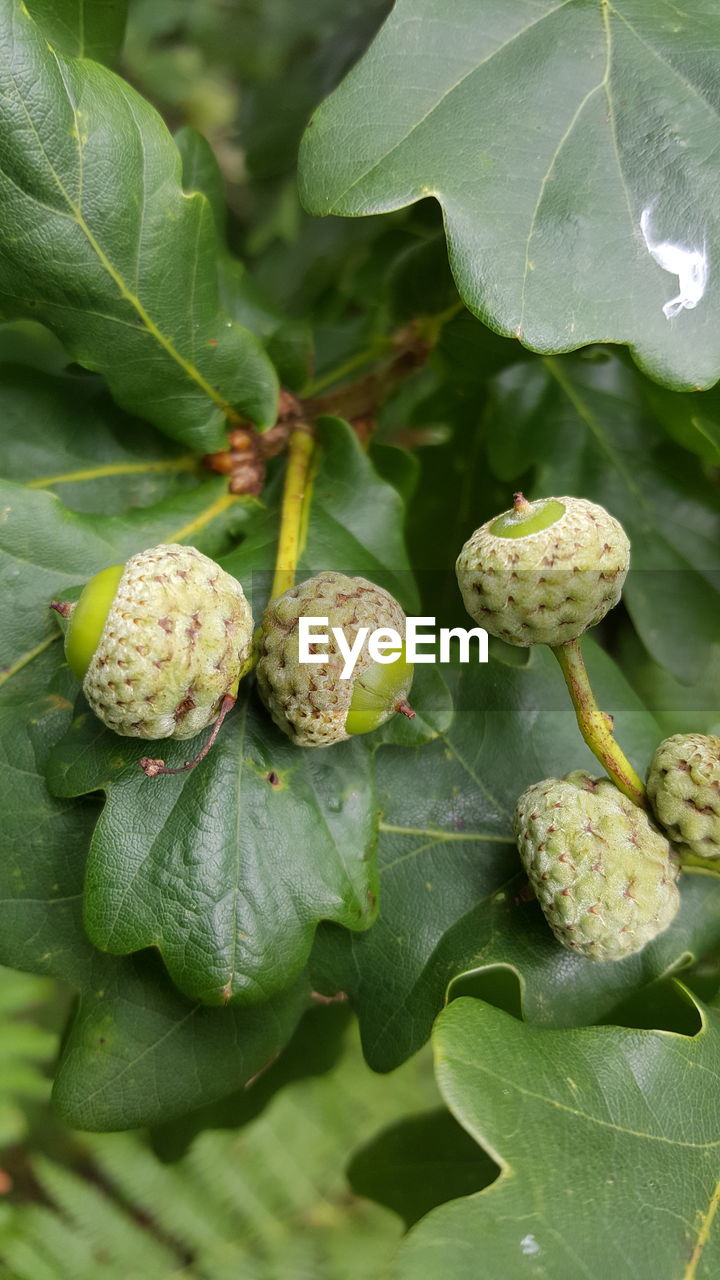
top-left (0, 968), bottom-right (56, 1150)
top-left (641, 377), bottom-right (720, 466)
top-left (485, 353), bottom-right (720, 681)
top-left (300, 0), bottom-right (720, 390)
top-left (151, 1001), bottom-right (354, 1161)
top-left (1, 1020), bottom-right (441, 1277)
top-left (26, 0), bottom-right (128, 65)
top-left (392, 994), bottom-right (720, 1279)
top-left (0, 3), bottom-right (278, 447)
top-left (311, 645), bottom-right (720, 1072)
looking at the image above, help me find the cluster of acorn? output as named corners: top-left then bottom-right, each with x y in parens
top-left (51, 493), bottom-right (719, 964)
top-left (457, 493), bottom-right (719, 963)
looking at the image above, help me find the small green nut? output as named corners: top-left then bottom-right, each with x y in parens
top-left (456, 494), bottom-right (630, 647)
top-left (57, 544), bottom-right (253, 740)
top-left (257, 571), bottom-right (414, 747)
top-left (514, 771), bottom-right (680, 962)
top-left (646, 733), bottom-right (720, 860)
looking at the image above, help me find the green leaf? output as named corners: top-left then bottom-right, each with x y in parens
top-left (175, 125), bottom-right (314, 392)
top-left (1, 1019), bottom-right (440, 1278)
top-left (0, 631), bottom-right (309, 1130)
top-left (53, 953), bottom-right (309, 1131)
top-left (0, 367), bottom-right (205, 515)
top-left (485, 352), bottom-right (720, 681)
top-left (617, 625), bottom-right (720, 740)
top-left (0, 2), bottom-right (278, 448)
top-left (299, 0), bottom-right (720, 391)
top-left (51, 696), bottom-right (378, 1006)
top-left (311, 646), bottom-right (720, 1072)
top-left (392, 994), bottom-right (720, 1279)
top-left (25, 0), bottom-right (128, 65)
top-left (44, 416), bottom-right (415, 1006)
top-left (150, 1001), bottom-right (353, 1161)
top-left (349, 1107), bottom-right (498, 1229)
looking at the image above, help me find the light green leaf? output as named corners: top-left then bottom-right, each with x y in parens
top-left (300, 0), bottom-right (720, 390)
top-left (393, 993), bottom-right (720, 1280)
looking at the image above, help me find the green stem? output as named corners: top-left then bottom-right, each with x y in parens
top-left (551, 638), bottom-right (646, 809)
top-left (270, 422), bottom-right (316, 601)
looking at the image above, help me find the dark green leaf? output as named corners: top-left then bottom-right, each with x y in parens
top-left (53, 953), bottom-right (308, 1131)
top-left (150, 1001), bottom-right (353, 1161)
top-left (349, 1107), bottom-right (498, 1229)
top-left (26, 0), bottom-right (128, 65)
top-left (311, 646), bottom-right (720, 1071)
top-left (52, 694), bottom-right (378, 1006)
top-left (485, 353), bottom-right (720, 680)
top-left (0, 3), bottom-right (278, 447)
top-left (0, 641), bottom-right (308, 1130)
top-left (300, 0), bottom-right (720, 390)
top-left (0, 367), bottom-right (205, 515)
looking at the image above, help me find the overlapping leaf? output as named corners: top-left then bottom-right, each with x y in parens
top-left (310, 646), bottom-right (720, 1072)
top-left (300, 0), bottom-right (720, 391)
top-left (0, 1), bottom-right (278, 448)
top-left (485, 352), bottom-right (720, 680)
top-left (392, 995), bottom-right (720, 1279)
top-left (0, 644), bottom-right (308, 1130)
top-left (0, 366), bottom-right (203, 515)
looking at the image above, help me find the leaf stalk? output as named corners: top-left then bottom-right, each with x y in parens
top-left (551, 638), bottom-right (646, 809)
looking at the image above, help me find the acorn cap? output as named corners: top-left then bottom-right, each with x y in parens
top-left (257, 571), bottom-right (411, 747)
top-left (82, 544), bottom-right (253, 740)
top-left (514, 770), bottom-right (680, 961)
top-left (647, 733), bottom-right (720, 860)
top-left (456, 496), bottom-right (630, 647)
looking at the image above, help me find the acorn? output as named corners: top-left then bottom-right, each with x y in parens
top-left (514, 771), bottom-right (680, 961)
top-left (456, 494), bottom-right (630, 647)
top-left (51, 545), bottom-right (253, 767)
top-left (256, 571), bottom-right (415, 747)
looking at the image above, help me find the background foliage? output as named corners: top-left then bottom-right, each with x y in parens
top-left (0, 0), bottom-right (718, 1275)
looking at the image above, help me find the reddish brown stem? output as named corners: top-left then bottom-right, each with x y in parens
top-left (50, 601), bottom-right (73, 618)
top-left (139, 694), bottom-right (236, 778)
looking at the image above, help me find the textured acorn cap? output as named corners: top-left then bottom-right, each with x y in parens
top-left (647, 733), bottom-right (720, 860)
top-left (82, 544), bottom-right (253, 740)
top-left (456, 496), bottom-right (630, 646)
top-left (514, 770), bottom-right (680, 961)
top-left (257, 571), bottom-right (411, 747)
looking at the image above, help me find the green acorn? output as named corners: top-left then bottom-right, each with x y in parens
top-left (52, 544), bottom-right (253, 742)
top-left (514, 771), bottom-right (680, 961)
top-left (646, 733), bottom-right (720, 860)
top-left (256, 571), bottom-right (414, 747)
top-left (456, 494), bottom-right (630, 647)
